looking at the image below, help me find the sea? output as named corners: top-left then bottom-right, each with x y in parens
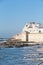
top-left (0, 44), bottom-right (43, 65)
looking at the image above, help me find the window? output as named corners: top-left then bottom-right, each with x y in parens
top-left (29, 25), bottom-right (32, 28)
top-left (26, 25), bottom-right (28, 27)
top-left (39, 30), bottom-right (41, 33)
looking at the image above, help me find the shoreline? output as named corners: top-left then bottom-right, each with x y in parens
top-left (0, 41), bottom-right (43, 48)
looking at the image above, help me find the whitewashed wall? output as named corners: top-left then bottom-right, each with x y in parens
top-left (13, 32), bottom-right (26, 41)
top-left (21, 32), bottom-right (26, 41)
top-left (28, 33), bottom-right (43, 43)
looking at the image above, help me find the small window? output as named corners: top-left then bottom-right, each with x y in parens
top-left (29, 25), bottom-right (32, 28)
top-left (26, 25), bottom-right (28, 27)
top-left (39, 30), bottom-right (41, 33)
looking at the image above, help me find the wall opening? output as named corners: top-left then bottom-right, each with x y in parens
top-left (26, 32), bottom-right (28, 42)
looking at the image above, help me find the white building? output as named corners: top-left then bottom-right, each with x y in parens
top-left (13, 22), bottom-right (43, 43)
top-left (22, 22), bottom-right (43, 33)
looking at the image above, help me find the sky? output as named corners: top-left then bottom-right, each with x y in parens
top-left (0, 0), bottom-right (43, 38)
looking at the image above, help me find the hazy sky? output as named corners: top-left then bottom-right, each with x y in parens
top-left (0, 0), bottom-right (43, 38)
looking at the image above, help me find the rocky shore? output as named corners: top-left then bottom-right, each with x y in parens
top-left (0, 38), bottom-right (41, 48)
